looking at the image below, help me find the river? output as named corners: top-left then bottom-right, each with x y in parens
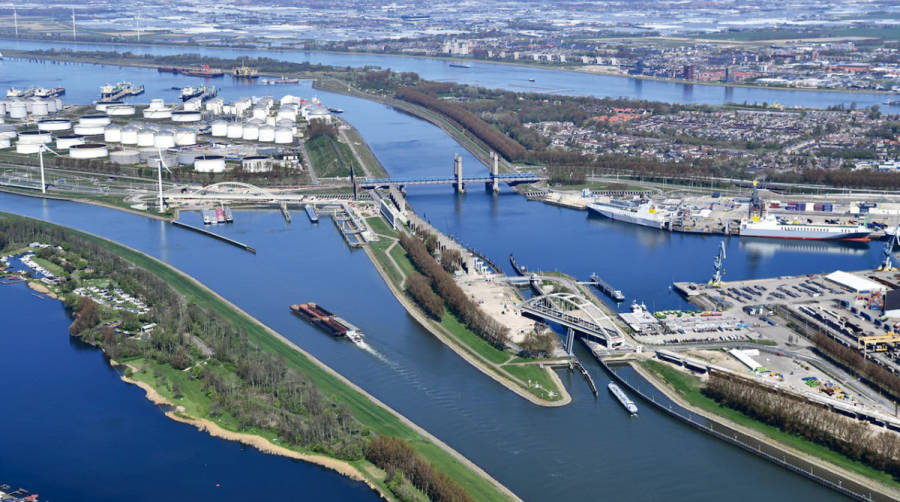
top-left (1, 38), bottom-right (897, 109)
top-left (0, 53), bottom-right (887, 501)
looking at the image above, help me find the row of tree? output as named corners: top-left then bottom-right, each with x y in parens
top-left (405, 271), bottom-right (445, 320)
top-left (704, 371), bottom-right (900, 478)
top-left (395, 86), bottom-right (527, 160)
top-left (811, 333), bottom-right (900, 400)
top-left (366, 435), bottom-right (474, 502)
top-left (398, 232), bottom-right (509, 349)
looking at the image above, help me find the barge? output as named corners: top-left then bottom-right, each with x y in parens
top-left (608, 382), bottom-right (638, 415)
top-left (290, 302), bottom-right (364, 344)
top-left (509, 253), bottom-right (528, 275)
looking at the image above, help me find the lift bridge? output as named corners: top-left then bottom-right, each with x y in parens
top-left (517, 293), bottom-right (625, 355)
top-left (359, 152), bottom-right (542, 192)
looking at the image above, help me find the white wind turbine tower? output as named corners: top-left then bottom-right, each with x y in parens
top-left (156, 148), bottom-right (173, 213)
top-left (35, 144), bottom-right (61, 195)
top-left (13, 4), bottom-right (18, 38)
top-left (71, 7), bottom-right (76, 41)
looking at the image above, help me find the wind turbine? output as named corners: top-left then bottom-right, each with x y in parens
top-left (156, 148), bottom-right (173, 213)
top-left (71, 7), bottom-right (76, 41)
top-left (13, 4), bottom-right (18, 38)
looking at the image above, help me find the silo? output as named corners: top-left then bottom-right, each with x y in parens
top-left (121, 127), bottom-right (139, 145)
top-left (226, 122), bottom-right (243, 139)
top-left (242, 123), bottom-right (260, 141)
top-left (104, 125), bottom-right (122, 143)
top-left (174, 128), bottom-right (197, 146)
top-left (136, 129), bottom-right (156, 147)
top-left (210, 120), bottom-right (228, 137)
top-left (258, 126), bottom-right (275, 142)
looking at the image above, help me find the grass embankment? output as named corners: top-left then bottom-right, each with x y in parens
top-left (306, 135), bottom-right (359, 178)
top-left (341, 125), bottom-right (389, 178)
top-left (68, 226), bottom-right (514, 502)
top-left (365, 217), bottom-right (566, 403)
top-left (639, 359), bottom-right (900, 489)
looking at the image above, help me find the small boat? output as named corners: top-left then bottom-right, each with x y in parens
top-left (327, 107), bottom-right (344, 114)
top-left (529, 78), bottom-right (535, 82)
top-left (223, 207), bottom-right (234, 223)
top-left (346, 329), bottom-right (365, 345)
top-left (509, 253), bottom-right (528, 275)
top-left (449, 63), bottom-right (471, 69)
top-left (608, 383), bottom-right (638, 415)
top-left (202, 208), bottom-right (215, 225)
top-left (261, 77), bottom-right (301, 85)
top-left (590, 273), bottom-right (625, 302)
top-left (215, 208), bottom-right (225, 223)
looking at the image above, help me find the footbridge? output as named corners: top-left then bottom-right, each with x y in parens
top-left (517, 293), bottom-right (625, 355)
top-left (359, 152), bottom-right (542, 192)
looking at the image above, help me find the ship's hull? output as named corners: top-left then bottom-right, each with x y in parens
top-left (740, 227), bottom-right (870, 241)
top-left (587, 204), bottom-right (666, 229)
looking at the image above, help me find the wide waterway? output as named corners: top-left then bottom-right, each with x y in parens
top-left (0, 57), bottom-right (888, 501)
top-left (1, 38), bottom-right (897, 109)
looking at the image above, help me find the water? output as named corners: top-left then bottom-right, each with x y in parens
top-left (1, 38), bottom-right (895, 109)
top-left (0, 281), bottom-right (379, 502)
top-left (0, 192), bottom-right (851, 502)
top-left (0, 53), bottom-right (882, 500)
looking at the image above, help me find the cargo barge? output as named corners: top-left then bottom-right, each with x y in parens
top-left (590, 273), bottom-right (625, 302)
top-left (290, 302), bottom-right (364, 344)
top-left (608, 382), bottom-right (638, 415)
top-left (509, 253), bottom-right (528, 275)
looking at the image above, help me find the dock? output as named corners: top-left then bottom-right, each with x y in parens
top-left (589, 274), bottom-right (625, 302)
top-left (170, 220), bottom-right (256, 253)
top-left (98, 84), bottom-right (144, 103)
top-left (280, 202), bottom-right (292, 223)
top-left (572, 360), bottom-right (598, 396)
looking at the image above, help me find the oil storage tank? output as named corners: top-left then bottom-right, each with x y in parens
top-left (194, 155), bottom-right (226, 173)
top-left (109, 148), bottom-right (140, 165)
top-left (69, 143), bottom-right (109, 159)
top-left (56, 134), bottom-right (85, 150)
top-left (174, 128), bottom-right (197, 146)
top-left (210, 120), bottom-right (228, 137)
top-left (37, 118), bottom-right (71, 132)
top-left (18, 130), bottom-right (52, 144)
top-left (104, 125), bottom-right (122, 143)
top-left (258, 126), bottom-right (275, 142)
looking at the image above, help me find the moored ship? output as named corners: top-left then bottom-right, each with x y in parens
top-left (739, 214), bottom-right (870, 242)
top-left (587, 199), bottom-right (669, 229)
top-left (608, 382), bottom-right (638, 415)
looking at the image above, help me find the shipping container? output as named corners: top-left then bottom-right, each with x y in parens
top-left (797, 203), bottom-right (806, 211)
top-left (770, 202), bottom-right (780, 208)
top-left (814, 203), bottom-right (825, 211)
top-left (823, 203), bottom-right (833, 212)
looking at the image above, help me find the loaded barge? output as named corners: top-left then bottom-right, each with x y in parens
top-left (290, 302), bottom-right (364, 343)
top-left (608, 382), bottom-right (638, 415)
top-left (590, 273), bottom-right (625, 302)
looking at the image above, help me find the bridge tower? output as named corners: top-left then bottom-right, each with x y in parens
top-left (486, 152), bottom-right (500, 193)
top-left (565, 327), bottom-right (575, 356)
top-left (453, 153), bottom-right (465, 193)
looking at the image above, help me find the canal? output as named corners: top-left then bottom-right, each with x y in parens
top-left (0, 52), bottom-right (887, 501)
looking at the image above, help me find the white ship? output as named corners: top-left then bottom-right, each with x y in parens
top-left (739, 214), bottom-right (870, 242)
top-left (346, 329), bottom-right (365, 346)
top-left (608, 383), bottom-right (638, 415)
top-left (587, 199), bottom-right (668, 229)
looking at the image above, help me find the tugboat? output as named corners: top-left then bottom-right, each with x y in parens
top-left (232, 64), bottom-right (259, 79)
top-left (179, 64), bottom-right (225, 78)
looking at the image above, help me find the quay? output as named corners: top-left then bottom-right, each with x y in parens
top-left (98, 84), bottom-right (144, 103)
top-left (305, 204), bottom-right (319, 223)
top-left (170, 220), bottom-right (256, 253)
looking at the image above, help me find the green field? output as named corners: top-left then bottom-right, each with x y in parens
top-left (640, 360), bottom-right (900, 489)
top-left (306, 135), bottom-right (359, 178)
top-left (15, 214), bottom-right (513, 502)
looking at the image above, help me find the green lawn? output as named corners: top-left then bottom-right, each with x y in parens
top-left (366, 216), bottom-right (396, 237)
top-left (306, 135), bottom-right (359, 178)
top-left (32, 256), bottom-right (64, 276)
top-left (640, 360), bottom-right (900, 489)
top-left (440, 312), bottom-right (510, 365)
top-left (16, 215), bottom-right (513, 502)
top-left (501, 364), bottom-right (560, 400)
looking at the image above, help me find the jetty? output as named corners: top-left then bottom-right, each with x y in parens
top-left (170, 220), bottom-right (256, 253)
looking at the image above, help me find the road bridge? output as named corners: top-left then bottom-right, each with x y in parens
top-left (517, 293), bottom-right (625, 355)
top-left (359, 152), bottom-right (542, 191)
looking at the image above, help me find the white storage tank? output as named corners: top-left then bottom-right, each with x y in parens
top-left (30, 100), bottom-right (49, 117)
top-left (148, 99), bottom-right (166, 110)
top-left (143, 108), bottom-right (172, 120)
top-left (258, 126), bottom-right (275, 143)
top-left (37, 118), bottom-right (72, 132)
top-left (242, 123), bottom-right (260, 141)
top-left (138, 147), bottom-right (160, 161)
top-left (176, 150), bottom-right (198, 166)
top-left (73, 124), bottom-right (106, 136)
top-left (252, 107), bottom-right (268, 121)
top-left (171, 110), bottom-right (202, 122)
top-left (210, 120), bottom-right (228, 137)
top-left (155, 130), bottom-right (176, 149)
top-left (0, 125), bottom-right (17, 139)
top-left (194, 155), bottom-right (226, 173)
top-left (8, 101), bottom-right (27, 119)
top-left (265, 116), bottom-right (276, 127)
top-left (56, 134), bottom-right (85, 150)
top-left (0, 101), bottom-right (6, 116)
top-left (70, 143), bottom-right (109, 159)
top-left (136, 130), bottom-right (156, 147)
top-left (174, 128), bottom-right (197, 146)
top-left (45, 99), bottom-right (58, 113)
top-left (205, 97), bottom-right (224, 115)
top-left (104, 125), bottom-right (122, 143)
top-left (18, 130), bottom-right (52, 144)
top-left (226, 122), bottom-right (243, 139)
top-left (148, 154), bottom-right (176, 170)
top-left (0, 137), bottom-right (10, 149)
top-left (276, 119), bottom-right (297, 134)
top-left (121, 127), bottom-right (139, 145)
top-left (79, 114), bottom-right (111, 127)
top-left (109, 148), bottom-right (140, 165)
top-left (234, 97), bottom-right (252, 116)
top-left (54, 98), bottom-right (63, 111)
top-left (274, 127), bottom-right (293, 144)
top-left (16, 142), bottom-right (41, 154)
top-left (107, 104), bottom-right (136, 116)
top-left (276, 108), bottom-right (297, 122)
top-left (183, 98), bottom-right (202, 112)
top-left (96, 101), bottom-right (123, 112)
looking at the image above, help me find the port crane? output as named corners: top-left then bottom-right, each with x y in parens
top-left (858, 332), bottom-right (900, 357)
top-left (879, 226), bottom-right (899, 271)
top-left (710, 241), bottom-right (726, 287)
